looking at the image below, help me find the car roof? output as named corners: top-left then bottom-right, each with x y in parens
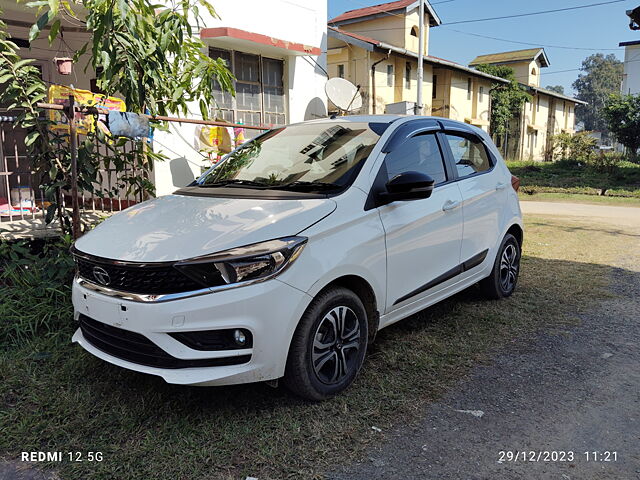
top-left (299, 115), bottom-right (480, 133)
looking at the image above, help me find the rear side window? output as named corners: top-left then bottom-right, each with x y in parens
top-left (445, 134), bottom-right (492, 178)
top-left (384, 134), bottom-right (447, 185)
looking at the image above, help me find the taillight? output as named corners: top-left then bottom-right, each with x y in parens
top-left (511, 175), bottom-right (520, 192)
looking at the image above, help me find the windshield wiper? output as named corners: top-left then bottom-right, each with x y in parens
top-left (271, 180), bottom-right (342, 191)
top-left (198, 179), bottom-right (269, 188)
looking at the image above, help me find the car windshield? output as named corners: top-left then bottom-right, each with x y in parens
top-left (196, 122), bottom-right (385, 191)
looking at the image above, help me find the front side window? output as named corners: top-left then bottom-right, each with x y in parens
top-left (383, 134), bottom-right (447, 185)
top-left (445, 134), bottom-right (492, 178)
top-left (196, 122), bottom-right (384, 192)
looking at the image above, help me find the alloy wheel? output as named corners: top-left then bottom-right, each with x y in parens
top-left (499, 243), bottom-right (519, 293)
top-left (312, 306), bottom-right (361, 385)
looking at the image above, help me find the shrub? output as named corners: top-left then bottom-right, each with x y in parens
top-left (0, 236), bottom-right (75, 348)
top-left (587, 152), bottom-right (625, 174)
top-left (552, 131), bottom-right (597, 162)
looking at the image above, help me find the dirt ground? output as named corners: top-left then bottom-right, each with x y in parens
top-left (328, 202), bottom-right (640, 480)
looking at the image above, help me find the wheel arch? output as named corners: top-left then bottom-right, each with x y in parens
top-left (506, 222), bottom-right (524, 248)
top-left (314, 275), bottom-right (380, 344)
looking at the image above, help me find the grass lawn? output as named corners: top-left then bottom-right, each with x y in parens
top-left (507, 159), bottom-right (640, 199)
top-left (1, 215), bottom-right (635, 480)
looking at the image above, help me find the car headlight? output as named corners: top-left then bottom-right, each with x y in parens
top-left (174, 236), bottom-right (307, 288)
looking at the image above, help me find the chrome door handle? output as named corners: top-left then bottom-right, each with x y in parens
top-left (442, 200), bottom-right (460, 211)
top-left (495, 182), bottom-right (507, 190)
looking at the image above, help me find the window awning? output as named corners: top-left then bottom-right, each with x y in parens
top-left (200, 27), bottom-right (321, 57)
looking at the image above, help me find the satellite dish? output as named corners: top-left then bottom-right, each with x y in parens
top-left (325, 77), bottom-right (363, 113)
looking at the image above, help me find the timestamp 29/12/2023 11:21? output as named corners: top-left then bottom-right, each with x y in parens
top-left (498, 451), bottom-right (618, 463)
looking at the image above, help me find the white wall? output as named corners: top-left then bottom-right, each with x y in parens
top-left (152, 0), bottom-right (328, 196)
top-left (621, 44), bottom-right (640, 95)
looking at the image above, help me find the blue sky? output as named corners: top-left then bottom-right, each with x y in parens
top-left (328, 0), bottom-right (638, 95)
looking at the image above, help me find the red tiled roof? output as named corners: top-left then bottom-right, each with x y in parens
top-left (327, 26), bottom-right (381, 46)
top-left (329, 0), bottom-right (414, 24)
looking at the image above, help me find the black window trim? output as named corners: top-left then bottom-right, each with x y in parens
top-left (365, 119), bottom-right (499, 210)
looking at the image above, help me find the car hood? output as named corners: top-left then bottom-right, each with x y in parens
top-left (74, 193), bottom-right (336, 262)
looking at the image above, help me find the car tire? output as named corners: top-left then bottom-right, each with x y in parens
top-left (283, 287), bottom-right (368, 401)
top-left (479, 233), bottom-right (521, 300)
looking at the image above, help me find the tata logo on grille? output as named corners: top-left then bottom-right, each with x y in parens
top-left (92, 266), bottom-right (111, 286)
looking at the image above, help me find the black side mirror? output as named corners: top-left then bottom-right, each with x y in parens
top-left (378, 171), bottom-right (435, 204)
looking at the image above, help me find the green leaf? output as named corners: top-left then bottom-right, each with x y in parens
top-left (29, 11), bottom-right (52, 42)
top-left (48, 0), bottom-right (59, 16)
top-left (48, 19), bottom-right (61, 45)
top-left (25, 130), bottom-right (40, 147)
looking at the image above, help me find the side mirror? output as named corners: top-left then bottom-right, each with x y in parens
top-left (378, 171), bottom-right (435, 204)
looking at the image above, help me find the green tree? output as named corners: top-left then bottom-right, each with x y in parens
top-left (1, 0), bottom-right (234, 236)
top-left (474, 64), bottom-right (530, 139)
top-left (603, 93), bottom-right (640, 160)
top-left (28, 0), bottom-right (234, 117)
top-left (545, 85), bottom-right (565, 95)
top-left (572, 53), bottom-right (623, 133)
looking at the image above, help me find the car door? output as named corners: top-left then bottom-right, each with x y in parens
top-left (374, 130), bottom-right (464, 313)
top-left (442, 130), bottom-right (503, 270)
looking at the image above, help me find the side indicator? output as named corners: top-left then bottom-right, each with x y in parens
top-left (511, 175), bottom-right (520, 192)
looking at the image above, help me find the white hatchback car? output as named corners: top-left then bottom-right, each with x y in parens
top-left (71, 116), bottom-right (523, 400)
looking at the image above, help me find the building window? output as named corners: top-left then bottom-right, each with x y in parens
top-left (534, 131), bottom-right (538, 148)
top-left (410, 26), bottom-right (419, 37)
top-left (405, 62), bottom-right (411, 89)
top-left (479, 86), bottom-right (484, 103)
top-left (337, 64), bottom-right (345, 79)
top-left (387, 64), bottom-right (394, 87)
top-left (432, 74), bottom-right (438, 98)
top-left (210, 47), bottom-right (285, 129)
top-left (536, 96), bottom-right (540, 112)
top-left (531, 67), bottom-right (537, 76)
top-left (467, 78), bottom-right (472, 100)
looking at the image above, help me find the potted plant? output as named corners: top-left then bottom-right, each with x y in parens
top-left (53, 57), bottom-right (73, 75)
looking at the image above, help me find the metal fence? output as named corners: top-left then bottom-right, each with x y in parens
top-left (0, 111), bottom-right (142, 229)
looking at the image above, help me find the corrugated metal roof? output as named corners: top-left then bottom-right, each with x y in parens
top-left (329, 0), bottom-right (441, 27)
top-left (528, 85), bottom-right (587, 105)
top-left (327, 27), bottom-right (509, 84)
top-left (469, 48), bottom-right (550, 68)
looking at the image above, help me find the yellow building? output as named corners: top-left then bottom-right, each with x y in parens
top-left (327, 0), bottom-right (508, 131)
top-left (469, 48), bottom-right (586, 161)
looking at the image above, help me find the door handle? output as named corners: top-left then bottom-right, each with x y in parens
top-left (442, 200), bottom-right (460, 212)
top-left (495, 182), bottom-right (507, 190)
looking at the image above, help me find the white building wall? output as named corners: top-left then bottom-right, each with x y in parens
top-left (621, 43), bottom-right (640, 95)
top-left (152, 0), bottom-right (328, 196)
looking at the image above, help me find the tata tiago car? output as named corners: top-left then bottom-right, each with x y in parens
top-left (71, 116), bottom-right (523, 400)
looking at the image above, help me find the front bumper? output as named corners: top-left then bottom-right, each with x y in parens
top-left (71, 276), bottom-right (312, 386)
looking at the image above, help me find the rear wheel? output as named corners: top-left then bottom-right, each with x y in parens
top-left (283, 287), bottom-right (368, 401)
top-left (479, 233), bottom-right (521, 299)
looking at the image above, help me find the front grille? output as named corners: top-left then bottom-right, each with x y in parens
top-left (79, 315), bottom-right (251, 369)
top-left (75, 255), bottom-right (203, 294)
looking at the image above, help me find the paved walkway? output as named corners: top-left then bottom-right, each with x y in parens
top-left (520, 200), bottom-right (640, 229)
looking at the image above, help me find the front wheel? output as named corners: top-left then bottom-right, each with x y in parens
top-left (283, 287), bottom-right (368, 401)
top-left (479, 233), bottom-right (521, 299)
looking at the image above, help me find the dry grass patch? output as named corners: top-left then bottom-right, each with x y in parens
top-left (0, 215), bottom-right (634, 480)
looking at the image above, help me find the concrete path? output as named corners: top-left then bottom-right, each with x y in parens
top-left (521, 200), bottom-right (640, 229)
top-left (329, 205), bottom-right (640, 480)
